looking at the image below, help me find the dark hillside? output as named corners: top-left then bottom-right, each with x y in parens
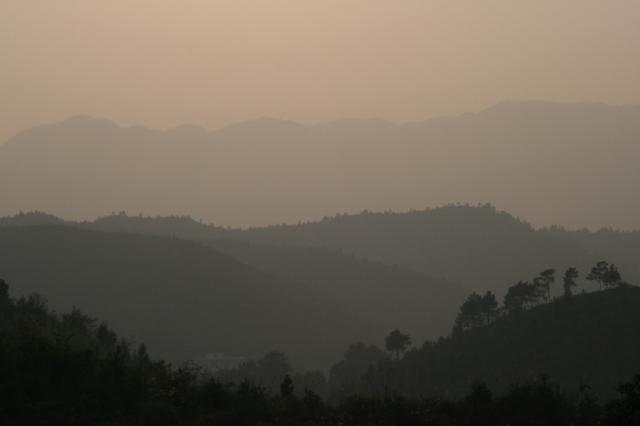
top-left (3, 279), bottom-right (639, 425)
top-left (0, 225), bottom-right (372, 369)
top-left (1, 212), bottom-right (466, 344)
top-left (211, 239), bottom-right (465, 342)
top-left (344, 286), bottom-right (640, 399)
top-left (88, 213), bottom-right (466, 342)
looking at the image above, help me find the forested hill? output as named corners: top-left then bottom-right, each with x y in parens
top-left (0, 225), bottom-right (374, 369)
top-left (88, 213), bottom-right (466, 342)
top-left (0, 212), bottom-right (468, 348)
top-left (230, 205), bottom-right (640, 294)
top-left (337, 286), bottom-right (640, 399)
top-left (3, 206), bottom-right (640, 297)
top-left (4, 278), bottom-right (640, 425)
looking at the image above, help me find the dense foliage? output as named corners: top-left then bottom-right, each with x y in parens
top-left (0, 278), bottom-right (340, 425)
top-left (2, 277), bottom-right (639, 425)
top-left (329, 283), bottom-right (640, 401)
top-left (2, 277), bottom-right (640, 425)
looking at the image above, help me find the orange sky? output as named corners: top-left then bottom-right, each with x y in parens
top-left (3, 0), bottom-right (640, 141)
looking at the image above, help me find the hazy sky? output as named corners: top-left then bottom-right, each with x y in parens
top-left (3, 0), bottom-right (640, 142)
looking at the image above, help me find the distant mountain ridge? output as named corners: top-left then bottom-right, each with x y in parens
top-left (2, 101), bottom-right (640, 229)
top-left (6, 100), bottom-right (634, 140)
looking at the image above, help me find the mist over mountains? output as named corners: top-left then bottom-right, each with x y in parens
top-left (2, 203), bottom-right (640, 406)
top-left (2, 101), bottom-right (640, 229)
top-left (48, 204), bottom-right (637, 295)
top-left (2, 99), bottom-right (640, 408)
top-left (5, 0), bottom-right (640, 422)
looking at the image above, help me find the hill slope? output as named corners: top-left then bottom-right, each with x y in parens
top-left (231, 205), bottom-right (640, 294)
top-left (0, 212), bottom-right (466, 346)
top-left (4, 206), bottom-right (638, 298)
top-left (0, 225), bottom-right (373, 369)
top-left (336, 286), bottom-right (640, 399)
top-left (86, 213), bottom-right (466, 342)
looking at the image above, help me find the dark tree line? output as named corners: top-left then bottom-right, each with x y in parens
top-left (454, 291), bottom-right (499, 332)
top-left (455, 261), bottom-right (627, 332)
top-left (216, 351), bottom-right (328, 399)
top-left (0, 278), bottom-right (331, 425)
top-left (587, 261), bottom-right (625, 291)
top-left (2, 277), bottom-right (640, 424)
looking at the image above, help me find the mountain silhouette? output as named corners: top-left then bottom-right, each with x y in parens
top-left (2, 101), bottom-right (640, 229)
